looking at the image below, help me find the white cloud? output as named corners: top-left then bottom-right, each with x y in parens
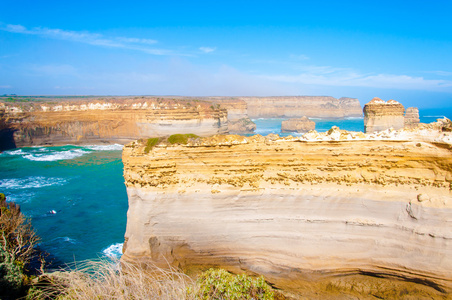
top-left (199, 47), bottom-right (216, 53)
top-left (424, 70), bottom-right (452, 77)
top-left (0, 24), bottom-right (178, 55)
top-left (261, 65), bottom-right (452, 91)
top-left (0, 85), bottom-right (12, 88)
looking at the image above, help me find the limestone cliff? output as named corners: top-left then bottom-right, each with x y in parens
top-left (0, 98), bottom-right (228, 149)
top-left (281, 116), bottom-right (315, 133)
top-left (122, 123), bottom-right (452, 297)
top-left (241, 96), bottom-right (362, 118)
top-left (363, 98), bottom-right (406, 133)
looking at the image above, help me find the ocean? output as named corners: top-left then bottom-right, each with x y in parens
top-left (0, 108), bottom-right (451, 266)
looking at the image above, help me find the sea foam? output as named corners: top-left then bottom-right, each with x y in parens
top-left (84, 144), bottom-right (123, 151)
top-left (102, 243), bottom-right (123, 259)
top-left (24, 149), bottom-right (88, 161)
top-left (0, 176), bottom-right (67, 190)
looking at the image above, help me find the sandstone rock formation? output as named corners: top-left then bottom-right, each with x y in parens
top-left (0, 98), bottom-right (228, 149)
top-left (363, 98), bottom-right (406, 133)
top-left (281, 116), bottom-right (315, 133)
top-left (122, 124), bottom-right (452, 297)
top-left (227, 117), bottom-right (256, 134)
top-left (404, 107), bottom-right (420, 129)
top-left (241, 96), bottom-right (362, 118)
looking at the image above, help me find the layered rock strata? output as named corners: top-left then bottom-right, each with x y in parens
top-left (363, 98), bottom-right (406, 133)
top-left (405, 107), bottom-right (420, 129)
top-left (241, 96), bottom-right (362, 118)
top-left (281, 116), bottom-right (315, 133)
top-left (0, 98), bottom-right (228, 148)
top-left (122, 124), bottom-right (452, 297)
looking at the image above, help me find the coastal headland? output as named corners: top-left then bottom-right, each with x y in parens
top-left (0, 95), bottom-right (362, 150)
top-left (122, 119), bottom-right (452, 298)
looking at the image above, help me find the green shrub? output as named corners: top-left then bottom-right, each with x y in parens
top-left (191, 268), bottom-right (275, 300)
top-left (168, 134), bottom-right (199, 145)
top-left (0, 246), bottom-right (24, 299)
top-left (144, 138), bottom-right (161, 153)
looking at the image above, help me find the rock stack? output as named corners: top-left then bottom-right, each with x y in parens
top-left (363, 98), bottom-right (406, 133)
top-left (404, 107), bottom-right (420, 129)
top-left (281, 116), bottom-right (315, 133)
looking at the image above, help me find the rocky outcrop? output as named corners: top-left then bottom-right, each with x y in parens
top-left (0, 98), bottom-right (228, 148)
top-left (404, 107), bottom-right (420, 129)
top-left (241, 96), bottom-right (362, 118)
top-left (281, 116), bottom-right (315, 133)
top-left (122, 124), bottom-right (452, 297)
top-left (227, 117), bottom-right (256, 134)
top-left (363, 98), bottom-right (406, 133)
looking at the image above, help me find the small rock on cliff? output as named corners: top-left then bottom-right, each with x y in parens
top-left (281, 116), bottom-right (316, 133)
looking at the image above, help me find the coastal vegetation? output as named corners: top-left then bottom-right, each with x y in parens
top-left (143, 134), bottom-right (200, 153)
top-left (168, 133), bottom-right (199, 145)
top-left (0, 193), bottom-right (41, 299)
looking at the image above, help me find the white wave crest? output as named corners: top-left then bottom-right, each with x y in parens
top-left (0, 176), bottom-right (67, 190)
top-left (84, 144), bottom-right (123, 151)
top-left (24, 149), bottom-right (88, 161)
top-left (4, 149), bottom-right (25, 156)
top-left (102, 243), bottom-right (123, 259)
top-left (54, 237), bottom-right (77, 244)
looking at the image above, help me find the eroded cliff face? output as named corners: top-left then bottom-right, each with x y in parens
top-left (363, 98), bottom-right (405, 133)
top-left (122, 124), bottom-right (452, 297)
top-left (241, 96), bottom-right (362, 118)
top-left (0, 98), bottom-right (228, 148)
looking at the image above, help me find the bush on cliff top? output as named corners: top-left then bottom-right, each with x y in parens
top-left (190, 268), bottom-right (276, 300)
top-left (144, 137), bottom-right (161, 153)
top-left (168, 134), bottom-right (199, 145)
top-left (0, 193), bottom-right (41, 299)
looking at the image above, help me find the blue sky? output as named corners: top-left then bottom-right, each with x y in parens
top-left (1, 0), bottom-right (452, 108)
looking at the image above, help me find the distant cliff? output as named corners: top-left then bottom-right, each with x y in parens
top-left (0, 98), bottom-right (228, 150)
top-left (122, 121), bottom-right (452, 297)
top-left (240, 96), bottom-right (362, 118)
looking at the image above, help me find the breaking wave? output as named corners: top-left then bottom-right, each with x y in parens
top-left (84, 144), bottom-right (123, 151)
top-left (0, 176), bottom-right (67, 190)
top-left (102, 243), bottom-right (123, 259)
top-left (24, 149), bottom-right (88, 161)
top-left (53, 237), bottom-right (78, 244)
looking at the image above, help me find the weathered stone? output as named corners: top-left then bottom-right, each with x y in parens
top-left (363, 97), bottom-right (405, 133)
top-left (281, 116), bottom-right (315, 133)
top-left (404, 107), bottom-right (420, 129)
top-left (122, 129), bottom-right (452, 295)
top-left (417, 193), bottom-right (430, 202)
top-left (228, 117), bottom-right (256, 133)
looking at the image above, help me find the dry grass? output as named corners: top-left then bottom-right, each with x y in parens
top-left (30, 259), bottom-right (197, 300)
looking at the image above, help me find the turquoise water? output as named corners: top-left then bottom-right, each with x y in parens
top-left (0, 107), bottom-right (450, 266)
top-left (0, 145), bottom-right (127, 265)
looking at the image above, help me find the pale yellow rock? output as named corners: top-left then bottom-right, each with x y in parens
top-left (122, 131), bottom-right (452, 295)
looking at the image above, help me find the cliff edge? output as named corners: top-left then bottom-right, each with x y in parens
top-left (122, 122), bottom-right (452, 297)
